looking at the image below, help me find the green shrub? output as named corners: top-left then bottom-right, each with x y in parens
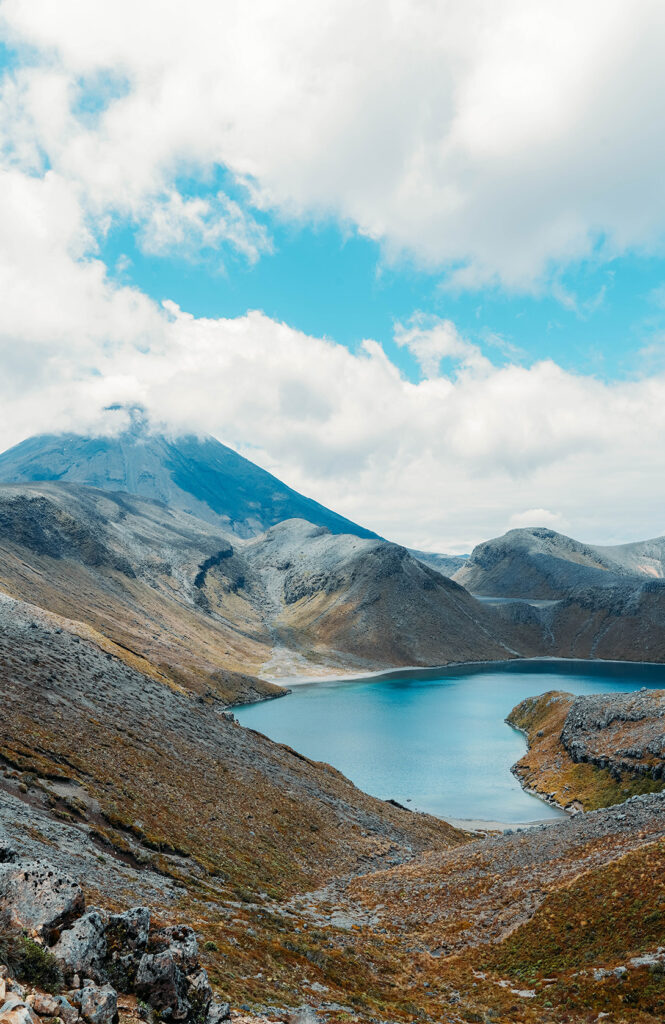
top-left (0, 927), bottom-right (63, 992)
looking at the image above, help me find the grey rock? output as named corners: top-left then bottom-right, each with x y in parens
top-left (0, 861), bottom-right (84, 939)
top-left (106, 907), bottom-right (150, 953)
top-left (104, 907), bottom-right (150, 989)
top-left (186, 970), bottom-right (212, 1020)
top-left (135, 952), bottom-right (190, 1021)
top-left (205, 1004), bottom-right (230, 1024)
top-left (286, 1008), bottom-right (319, 1024)
top-left (0, 996), bottom-right (38, 1024)
top-left (52, 910), bottom-right (108, 982)
top-left (155, 927), bottom-right (199, 973)
top-left (29, 993), bottom-right (79, 1023)
top-left (78, 984), bottom-right (117, 1024)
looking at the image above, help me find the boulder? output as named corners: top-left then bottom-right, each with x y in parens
top-left (151, 927), bottom-right (199, 973)
top-left (286, 1009), bottom-right (319, 1024)
top-left (105, 908), bottom-right (150, 954)
top-left (104, 908), bottom-right (150, 989)
top-left (0, 996), bottom-right (38, 1024)
top-left (205, 1004), bottom-right (230, 1024)
top-left (52, 911), bottom-right (108, 983)
top-left (0, 844), bottom-right (18, 865)
top-left (135, 952), bottom-right (190, 1021)
top-left (0, 862), bottom-right (84, 939)
top-left (185, 970), bottom-right (212, 1020)
top-left (28, 992), bottom-right (79, 1023)
top-left (77, 984), bottom-right (117, 1024)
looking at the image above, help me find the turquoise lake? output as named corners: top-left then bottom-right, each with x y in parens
top-left (234, 659), bottom-right (665, 823)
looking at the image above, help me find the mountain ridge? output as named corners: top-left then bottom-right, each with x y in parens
top-left (0, 421), bottom-right (378, 542)
top-left (454, 525), bottom-right (665, 598)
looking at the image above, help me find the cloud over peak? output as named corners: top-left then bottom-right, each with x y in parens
top-left (2, 1), bottom-right (665, 551)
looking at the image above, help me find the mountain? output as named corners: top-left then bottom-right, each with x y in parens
top-left (454, 526), bottom-right (665, 599)
top-left (239, 519), bottom-right (517, 674)
top-left (0, 415), bottom-right (378, 541)
top-left (0, 482), bottom-right (520, 693)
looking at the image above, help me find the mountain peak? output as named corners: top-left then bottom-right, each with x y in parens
top-left (0, 427), bottom-right (378, 541)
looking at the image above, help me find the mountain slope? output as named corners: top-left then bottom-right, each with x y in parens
top-left (0, 418), bottom-right (377, 540)
top-left (408, 548), bottom-right (468, 577)
top-left (0, 482), bottom-right (521, 691)
top-left (454, 526), bottom-right (665, 599)
top-left (241, 520), bottom-right (518, 674)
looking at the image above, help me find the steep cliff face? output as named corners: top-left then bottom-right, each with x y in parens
top-left (494, 578), bottom-right (665, 663)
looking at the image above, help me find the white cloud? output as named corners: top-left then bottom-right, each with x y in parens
top-left (509, 508), bottom-right (565, 530)
top-left (0, 165), bottom-right (663, 553)
top-left (139, 190), bottom-right (271, 264)
top-left (395, 315), bottom-right (490, 378)
top-left (2, 0), bottom-right (665, 285)
top-left (3, 2), bottom-right (665, 553)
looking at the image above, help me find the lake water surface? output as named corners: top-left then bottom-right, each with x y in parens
top-left (234, 659), bottom-right (665, 822)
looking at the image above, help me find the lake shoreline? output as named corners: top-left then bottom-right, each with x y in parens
top-left (240, 659), bottom-right (665, 823)
top-left (263, 654), bottom-right (665, 689)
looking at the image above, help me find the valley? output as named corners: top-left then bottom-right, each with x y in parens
top-left (1, 425), bottom-right (665, 1022)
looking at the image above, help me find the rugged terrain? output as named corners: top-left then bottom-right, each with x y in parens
top-left (0, 482), bottom-right (523, 691)
top-left (3, 433), bottom-right (665, 1020)
top-left (508, 689), bottom-right (665, 811)
top-left (3, 585), bottom-right (665, 1021)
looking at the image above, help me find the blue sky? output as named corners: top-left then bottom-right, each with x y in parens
top-left (94, 159), bottom-right (665, 385)
top-left (3, 1), bottom-right (665, 549)
top-left (103, 209), bottom-right (665, 384)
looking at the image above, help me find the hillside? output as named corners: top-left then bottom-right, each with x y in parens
top-left (495, 577), bottom-right (665, 663)
top-left (239, 520), bottom-right (518, 675)
top-left (5, 582), bottom-right (665, 1020)
top-left (0, 587), bottom-right (468, 1018)
top-left (0, 482), bottom-right (521, 694)
top-left (454, 526), bottom-right (665, 599)
top-left (0, 415), bottom-right (377, 541)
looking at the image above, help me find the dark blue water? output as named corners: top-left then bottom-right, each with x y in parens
top-left (235, 659), bottom-right (665, 823)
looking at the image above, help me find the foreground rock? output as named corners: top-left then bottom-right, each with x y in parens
top-left (0, 862), bottom-right (84, 940)
top-left (0, 854), bottom-right (229, 1024)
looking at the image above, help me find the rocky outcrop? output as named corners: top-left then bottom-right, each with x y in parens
top-left (0, 853), bottom-right (230, 1024)
top-left (508, 689), bottom-right (665, 811)
top-left (560, 689), bottom-right (665, 781)
top-left (52, 911), bottom-right (107, 982)
top-left (0, 862), bottom-right (84, 941)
